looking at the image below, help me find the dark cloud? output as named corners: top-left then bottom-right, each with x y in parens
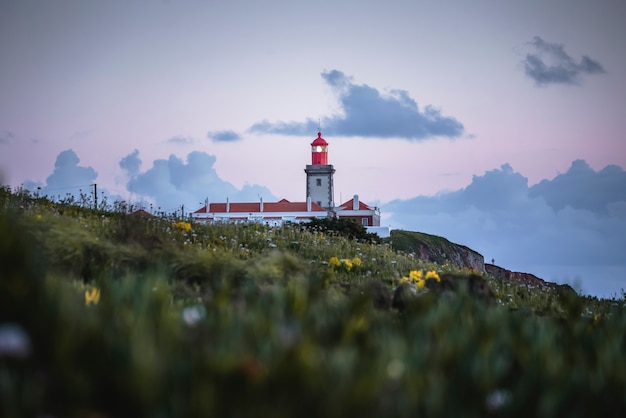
top-left (383, 161), bottom-right (626, 298)
top-left (167, 136), bottom-right (194, 145)
top-left (208, 130), bottom-right (242, 142)
top-left (522, 36), bottom-right (606, 86)
top-left (120, 150), bottom-right (276, 212)
top-left (249, 70), bottom-right (464, 140)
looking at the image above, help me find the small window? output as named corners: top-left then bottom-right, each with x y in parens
top-left (316, 178), bottom-right (322, 186)
top-left (361, 218), bottom-right (368, 226)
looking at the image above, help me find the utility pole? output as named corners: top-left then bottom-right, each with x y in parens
top-left (93, 183), bottom-right (97, 210)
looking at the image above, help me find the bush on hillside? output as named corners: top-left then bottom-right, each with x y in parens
top-left (300, 217), bottom-right (381, 243)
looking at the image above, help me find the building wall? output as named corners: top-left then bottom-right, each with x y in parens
top-left (191, 210), bottom-right (330, 226)
top-left (336, 209), bottom-right (380, 227)
top-left (304, 164), bottom-right (335, 209)
top-left (336, 215), bottom-right (374, 226)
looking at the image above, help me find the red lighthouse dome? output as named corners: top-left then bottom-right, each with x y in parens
top-left (311, 132), bottom-right (329, 165)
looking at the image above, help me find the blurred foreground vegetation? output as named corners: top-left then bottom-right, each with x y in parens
top-left (1, 186), bottom-right (625, 417)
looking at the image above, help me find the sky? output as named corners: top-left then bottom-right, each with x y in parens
top-left (1, 0), bottom-right (625, 297)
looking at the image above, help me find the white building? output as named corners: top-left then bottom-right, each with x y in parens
top-left (191, 132), bottom-right (389, 237)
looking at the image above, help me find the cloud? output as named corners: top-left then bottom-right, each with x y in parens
top-left (529, 159), bottom-right (626, 214)
top-left (22, 149), bottom-right (102, 202)
top-left (382, 160), bottom-right (626, 298)
top-left (119, 149), bottom-right (141, 175)
top-left (208, 130), bottom-right (242, 142)
top-left (522, 36), bottom-right (606, 86)
top-left (166, 136), bottom-right (194, 145)
top-left (40, 149), bottom-right (97, 189)
top-left (249, 70), bottom-right (464, 140)
top-left (119, 150), bottom-right (276, 212)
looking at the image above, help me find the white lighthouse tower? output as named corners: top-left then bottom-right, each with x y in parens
top-left (304, 131), bottom-right (335, 210)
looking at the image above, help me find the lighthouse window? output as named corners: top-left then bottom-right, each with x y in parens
top-left (316, 179), bottom-right (322, 186)
top-left (362, 218), bottom-right (368, 226)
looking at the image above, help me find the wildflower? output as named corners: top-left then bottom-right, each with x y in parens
top-left (343, 258), bottom-right (353, 271)
top-left (425, 270), bottom-right (440, 282)
top-left (85, 288), bottom-right (100, 306)
top-left (409, 270), bottom-right (422, 281)
top-left (329, 256), bottom-right (341, 267)
top-left (486, 389), bottom-right (512, 412)
top-left (173, 221), bottom-right (191, 231)
top-left (182, 304), bottom-right (206, 326)
top-left (0, 323), bottom-right (31, 358)
top-left (415, 278), bottom-right (426, 289)
top-left (351, 257), bottom-right (362, 267)
top-left (399, 276), bottom-right (410, 284)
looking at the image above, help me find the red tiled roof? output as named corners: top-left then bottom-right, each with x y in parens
top-left (131, 209), bottom-right (154, 217)
top-left (194, 199), bottom-right (327, 214)
top-left (337, 198), bottom-right (373, 211)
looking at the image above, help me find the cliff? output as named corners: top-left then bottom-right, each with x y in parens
top-left (390, 230), bottom-right (485, 272)
top-left (390, 229), bottom-right (565, 290)
top-left (485, 264), bottom-right (559, 289)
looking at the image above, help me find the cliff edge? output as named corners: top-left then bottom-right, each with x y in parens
top-left (390, 229), bottom-right (485, 272)
top-left (390, 229), bottom-right (568, 290)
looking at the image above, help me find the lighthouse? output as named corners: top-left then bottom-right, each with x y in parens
top-left (304, 132), bottom-right (335, 210)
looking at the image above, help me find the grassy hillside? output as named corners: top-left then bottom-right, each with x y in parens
top-left (390, 229), bottom-right (485, 271)
top-left (1, 186), bottom-right (625, 417)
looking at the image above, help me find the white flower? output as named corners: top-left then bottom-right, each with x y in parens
top-left (486, 389), bottom-right (512, 412)
top-left (182, 305), bottom-right (207, 326)
top-left (0, 323), bottom-right (31, 358)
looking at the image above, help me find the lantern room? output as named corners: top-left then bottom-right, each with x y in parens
top-left (311, 132), bottom-right (329, 165)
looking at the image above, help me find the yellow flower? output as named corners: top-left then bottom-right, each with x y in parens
top-left (85, 288), bottom-right (100, 306)
top-left (415, 278), bottom-right (426, 289)
top-left (425, 270), bottom-right (440, 282)
top-left (174, 221), bottom-right (191, 231)
top-left (399, 276), bottom-right (410, 284)
top-left (409, 270), bottom-right (422, 281)
top-left (351, 257), bottom-right (362, 267)
top-left (343, 259), bottom-right (353, 271)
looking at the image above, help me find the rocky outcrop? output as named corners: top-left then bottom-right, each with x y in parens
top-left (485, 264), bottom-right (557, 289)
top-left (391, 230), bottom-right (485, 272)
top-left (391, 229), bottom-right (568, 291)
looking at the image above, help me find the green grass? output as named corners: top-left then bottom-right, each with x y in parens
top-left (1, 185), bottom-right (625, 417)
